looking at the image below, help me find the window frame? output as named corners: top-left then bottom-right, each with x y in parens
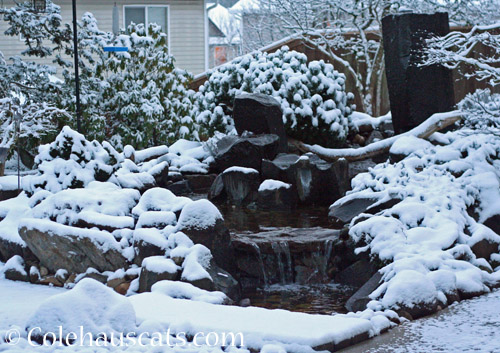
top-left (123, 4), bottom-right (171, 54)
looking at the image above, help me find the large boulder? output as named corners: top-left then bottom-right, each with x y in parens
top-left (262, 153), bottom-right (349, 206)
top-left (220, 167), bottom-right (260, 206)
top-left (335, 259), bottom-right (378, 289)
top-left (138, 256), bottom-right (180, 292)
top-left (18, 219), bottom-right (128, 273)
top-left (233, 93), bottom-right (288, 153)
top-left (329, 194), bottom-right (401, 227)
top-left (484, 214), bottom-right (500, 235)
top-left (257, 179), bottom-right (297, 210)
top-left (213, 134), bottom-right (280, 173)
top-left (177, 200), bottom-right (237, 276)
top-left (345, 271), bottom-right (382, 312)
top-left (132, 228), bottom-right (169, 266)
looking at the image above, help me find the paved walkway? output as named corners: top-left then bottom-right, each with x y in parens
top-left (340, 289), bottom-right (500, 353)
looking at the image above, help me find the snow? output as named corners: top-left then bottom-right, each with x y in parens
top-left (340, 127), bottom-right (500, 313)
top-left (136, 211), bottom-right (177, 229)
top-left (134, 145), bottom-right (169, 164)
top-left (151, 280), bottom-right (227, 304)
top-left (129, 292), bottom-right (386, 352)
top-left (350, 111), bottom-right (392, 131)
top-left (19, 218), bottom-right (124, 254)
top-left (1, 255), bottom-right (27, 277)
top-left (0, 193), bottom-right (30, 245)
top-left (180, 244), bottom-right (212, 282)
top-left (306, 110), bottom-right (461, 159)
top-left (132, 188), bottom-right (192, 217)
top-left (223, 166), bottom-right (259, 174)
top-left (142, 256), bottom-right (178, 274)
top-left (389, 136), bottom-right (433, 156)
top-left (0, 175), bottom-right (20, 191)
top-left (133, 228), bottom-right (169, 250)
top-left (258, 179), bottom-right (292, 192)
top-left (25, 278), bottom-right (136, 340)
top-left (177, 199), bottom-right (223, 231)
top-left (341, 289), bottom-right (500, 353)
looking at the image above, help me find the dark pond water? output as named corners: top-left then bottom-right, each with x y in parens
top-left (243, 283), bottom-right (355, 315)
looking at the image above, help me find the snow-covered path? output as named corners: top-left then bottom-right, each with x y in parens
top-left (341, 289), bottom-right (500, 353)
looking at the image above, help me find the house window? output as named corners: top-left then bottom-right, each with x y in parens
top-left (214, 46), bottom-right (228, 66)
top-left (124, 6), bottom-right (169, 34)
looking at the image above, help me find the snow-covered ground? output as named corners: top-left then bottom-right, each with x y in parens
top-left (340, 289), bottom-right (500, 353)
top-left (0, 278), bottom-right (393, 353)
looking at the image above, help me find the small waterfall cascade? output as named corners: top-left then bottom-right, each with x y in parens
top-left (250, 241), bottom-right (268, 286)
top-left (271, 241), bottom-right (294, 284)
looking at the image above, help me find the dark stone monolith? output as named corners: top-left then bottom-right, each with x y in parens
top-left (382, 12), bottom-right (455, 134)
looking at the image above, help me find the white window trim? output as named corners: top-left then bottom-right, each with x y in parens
top-left (123, 4), bottom-right (171, 55)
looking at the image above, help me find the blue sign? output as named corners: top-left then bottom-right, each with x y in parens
top-left (103, 47), bottom-right (129, 52)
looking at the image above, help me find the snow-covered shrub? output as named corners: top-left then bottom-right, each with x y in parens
top-left (337, 130), bottom-right (500, 312)
top-left (26, 127), bottom-right (122, 194)
top-left (458, 89), bottom-right (500, 133)
top-left (56, 18), bottom-right (197, 148)
top-left (194, 46), bottom-right (354, 147)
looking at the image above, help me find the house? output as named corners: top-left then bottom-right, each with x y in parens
top-left (0, 0), bottom-right (209, 74)
top-left (207, 2), bottom-right (241, 68)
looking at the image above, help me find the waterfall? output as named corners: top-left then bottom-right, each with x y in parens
top-left (271, 242), bottom-right (286, 284)
top-left (322, 239), bottom-right (333, 278)
top-left (250, 242), bottom-right (268, 286)
top-left (279, 241), bottom-right (293, 283)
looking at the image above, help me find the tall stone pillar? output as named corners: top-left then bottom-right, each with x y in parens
top-left (382, 12), bottom-right (455, 134)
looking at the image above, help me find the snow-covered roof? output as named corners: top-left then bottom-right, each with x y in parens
top-left (208, 3), bottom-right (241, 44)
top-left (231, 0), bottom-right (260, 12)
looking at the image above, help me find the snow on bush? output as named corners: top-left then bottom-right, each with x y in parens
top-left (25, 278), bottom-right (136, 340)
top-left (341, 130), bottom-right (500, 312)
top-left (25, 127), bottom-right (122, 194)
top-left (458, 89), bottom-right (500, 133)
top-left (194, 46), bottom-right (354, 147)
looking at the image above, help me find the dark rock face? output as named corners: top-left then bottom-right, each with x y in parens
top-left (178, 217), bottom-right (237, 277)
top-left (335, 259), bottom-right (378, 289)
top-left (345, 271), bottom-right (382, 312)
top-left (382, 12), bottom-right (454, 134)
top-left (470, 239), bottom-right (499, 261)
top-left (166, 180), bottom-right (192, 196)
top-left (233, 93), bottom-right (288, 153)
top-left (184, 174), bottom-right (217, 193)
top-left (0, 238), bottom-right (33, 263)
top-left (0, 189), bottom-right (21, 202)
top-left (18, 223), bottom-right (128, 273)
top-left (138, 262), bottom-right (179, 293)
top-left (133, 239), bottom-right (167, 266)
top-left (257, 182), bottom-right (297, 211)
top-left (329, 195), bottom-right (401, 227)
top-left (483, 214), bottom-right (500, 235)
top-left (262, 153), bottom-right (349, 206)
top-left (150, 162), bottom-right (169, 188)
top-left (221, 168), bottom-right (260, 206)
top-left (185, 258), bottom-right (240, 301)
top-left (213, 134), bottom-right (280, 173)
top-left (207, 174), bottom-right (226, 203)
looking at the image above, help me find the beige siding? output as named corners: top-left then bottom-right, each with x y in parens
top-left (0, 0), bottom-right (207, 74)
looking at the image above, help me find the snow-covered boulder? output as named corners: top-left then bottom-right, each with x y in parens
top-left (262, 153), bottom-right (350, 206)
top-left (138, 256), bottom-right (180, 292)
top-left (220, 166), bottom-right (260, 206)
top-left (26, 278), bottom-right (136, 341)
top-left (257, 179), bottom-right (297, 210)
top-left (233, 93), bottom-right (288, 152)
top-left (18, 219), bottom-right (129, 273)
top-left (213, 134), bottom-right (280, 173)
top-left (177, 199), bottom-right (235, 275)
top-left (1, 255), bottom-right (28, 282)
